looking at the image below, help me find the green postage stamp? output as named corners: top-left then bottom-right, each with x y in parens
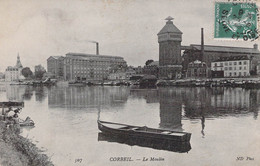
top-left (215, 1), bottom-right (259, 41)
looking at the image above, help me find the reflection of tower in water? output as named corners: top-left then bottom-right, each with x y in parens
top-left (159, 88), bottom-right (183, 131)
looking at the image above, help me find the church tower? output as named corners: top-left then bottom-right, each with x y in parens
top-left (16, 53), bottom-right (23, 68)
top-left (158, 16), bottom-right (182, 79)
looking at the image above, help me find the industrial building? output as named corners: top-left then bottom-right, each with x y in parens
top-left (47, 54), bottom-right (126, 81)
top-left (211, 55), bottom-right (251, 78)
top-left (47, 56), bottom-right (64, 79)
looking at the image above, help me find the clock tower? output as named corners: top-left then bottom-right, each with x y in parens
top-left (158, 16), bottom-right (182, 79)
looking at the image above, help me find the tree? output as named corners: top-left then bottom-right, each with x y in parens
top-left (21, 67), bottom-right (33, 78)
top-left (145, 59), bottom-right (154, 66)
top-left (35, 70), bottom-right (46, 80)
top-left (108, 64), bottom-right (127, 73)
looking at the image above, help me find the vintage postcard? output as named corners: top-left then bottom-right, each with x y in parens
top-left (0, 0), bottom-right (260, 166)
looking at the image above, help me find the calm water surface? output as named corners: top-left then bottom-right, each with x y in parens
top-left (0, 85), bottom-right (259, 166)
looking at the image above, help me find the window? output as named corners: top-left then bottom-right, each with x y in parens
top-left (229, 67), bottom-right (232, 70)
top-left (225, 62), bottom-right (228, 66)
top-left (239, 72), bottom-right (241, 76)
top-left (224, 67), bottom-right (228, 70)
top-left (215, 63), bottom-right (217, 67)
top-left (234, 72), bottom-right (236, 76)
top-left (239, 62), bottom-right (242, 65)
top-left (244, 61), bottom-right (247, 65)
top-left (244, 66), bottom-right (246, 70)
top-left (239, 67), bottom-right (242, 70)
top-left (230, 72), bottom-right (232, 76)
top-left (234, 67), bottom-right (236, 70)
top-left (234, 62), bottom-right (237, 65)
top-left (220, 63), bottom-right (223, 66)
top-left (229, 62), bottom-right (232, 65)
top-left (244, 72), bottom-right (246, 76)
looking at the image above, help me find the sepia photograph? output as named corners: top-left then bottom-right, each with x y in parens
top-left (0, 0), bottom-right (259, 166)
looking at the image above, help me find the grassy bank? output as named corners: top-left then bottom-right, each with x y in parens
top-left (0, 122), bottom-right (53, 166)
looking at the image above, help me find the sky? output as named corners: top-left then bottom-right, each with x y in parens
top-left (0, 0), bottom-right (259, 72)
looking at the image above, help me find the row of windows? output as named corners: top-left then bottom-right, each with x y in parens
top-left (223, 66), bottom-right (247, 70)
top-left (6, 69), bottom-right (19, 71)
top-left (66, 60), bottom-right (124, 65)
top-left (225, 72), bottom-right (248, 77)
top-left (214, 61), bottom-right (248, 67)
top-left (73, 67), bottom-right (107, 70)
top-left (74, 71), bottom-right (106, 74)
top-left (74, 75), bottom-right (104, 78)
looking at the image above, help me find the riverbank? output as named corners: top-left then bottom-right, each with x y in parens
top-left (157, 77), bottom-right (260, 88)
top-left (0, 122), bottom-right (53, 166)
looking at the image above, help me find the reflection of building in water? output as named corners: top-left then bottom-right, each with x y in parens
top-left (0, 85), bottom-right (6, 92)
top-left (159, 88), bottom-right (182, 130)
top-left (211, 88), bottom-right (250, 110)
top-left (183, 87), bottom-right (260, 118)
top-left (130, 90), bottom-right (159, 103)
top-left (48, 87), bottom-right (129, 108)
top-left (129, 88), bottom-right (183, 130)
top-left (5, 86), bottom-right (26, 101)
top-left (34, 86), bottom-right (47, 102)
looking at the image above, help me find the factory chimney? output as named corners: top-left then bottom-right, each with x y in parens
top-left (201, 28), bottom-right (204, 60)
top-left (96, 42), bottom-right (99, 55)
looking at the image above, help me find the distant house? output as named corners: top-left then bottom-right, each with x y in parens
top-left (108, 72), bottom-right (126, 80)
top-left (125, 67), bottom-right (136, 80)
top-left (5, 55), bottom-right (24, 82)
top-left (211, 55), bottom-right (250, 78)
top-left (108, 67), bottom-right (136, 80)
top-left (0, 72), bottom-right (4, 79)
top-left (133, 66), bottom-right (143, 74)
top-left (186, 60), bottom-right (208, 78)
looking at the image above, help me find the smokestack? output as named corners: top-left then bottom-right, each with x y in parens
top-left (201, 28), bottom-right (204, 59)
top-left (96, 42), bottom-right (99, 55)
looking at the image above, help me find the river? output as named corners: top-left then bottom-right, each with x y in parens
top-left (0, 85), bottom-right (259, 166)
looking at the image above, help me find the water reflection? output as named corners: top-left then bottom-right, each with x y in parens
top-left (98, 132), bottom-right (191, 153)
top-left (3, 85), bottom-right (48, 102)
top-left (182, 87), bottom-right (260, 118)
top-left (3, 86), bottom-right (260, 120)
top-left (1, 85), bottom-right (260, 165)
top-left (48, 86), bottom-right (129, 108)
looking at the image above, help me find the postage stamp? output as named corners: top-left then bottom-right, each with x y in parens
top-left (214, 1), bottom-right (259, 41)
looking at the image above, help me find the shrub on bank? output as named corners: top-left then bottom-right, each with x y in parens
top-left (0, 122), bottom-right (53, 166)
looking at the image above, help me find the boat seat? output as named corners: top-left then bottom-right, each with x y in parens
top-left (170, 133), bottom-right (185, 136)
top-left (161, 131), bottom-right (171, 134)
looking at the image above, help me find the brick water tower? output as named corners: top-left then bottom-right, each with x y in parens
top-left (157, 16), bottom-right (183, 79)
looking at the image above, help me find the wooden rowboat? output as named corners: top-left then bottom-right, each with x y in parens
top-left (98, 132), bottom-right (191, 153)
top-left (98, 120), bottom-right (191, 142)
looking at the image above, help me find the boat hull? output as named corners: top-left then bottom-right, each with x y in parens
top-left (98, 120), bottom-right (191, 142)
top-left (98, 132), bottom-right (191, 153)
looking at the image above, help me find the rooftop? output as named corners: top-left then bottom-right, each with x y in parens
top-left (182, 44), bottom-right (260, 54)
top-left (189, 60), bottom-right (206, 64)
top-left (47, 56), bottom-right (63, 60)
top-left (66, 53), bottom-right (123, 59)
top-left (147, 61), bottom-right (159, 66)
top-left (158, 16), bottom-right (182, 35)
top-left (213, 55), bottom-right (250, 62)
